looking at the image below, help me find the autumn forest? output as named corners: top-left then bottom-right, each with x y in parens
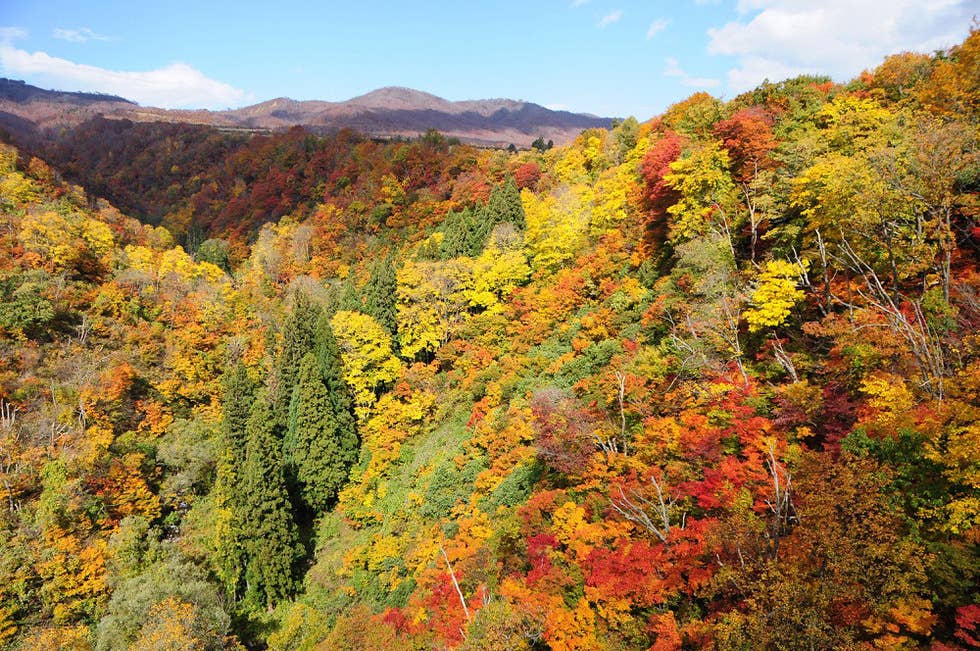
top-left (0, 24), bottom-right (979, 651)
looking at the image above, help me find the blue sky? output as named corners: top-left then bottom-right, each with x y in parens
top-left (0, 0), bottom-right (974, 118)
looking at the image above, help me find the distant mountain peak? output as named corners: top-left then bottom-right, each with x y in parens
top-left (346, 87), bottom-right (453, 111)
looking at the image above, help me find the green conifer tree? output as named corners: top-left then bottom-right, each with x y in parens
top-left (314, 314), bottom-right (357, 427)
top-left (337, 278), bottom-right (362, 312)
top-left (463, 178), bottom-right (527, 257)
top-left (240, 391), bottom-right (302, 610)
top-left (213, 359), bottom-right (256, 600)
top-left (467, 204), bottom-right (493, 256)
top-left (285, 353), bottom-right (359, 512)
top-left (487, 176), bottom-right (525, 230)
top-left (365, 256), bottom-right (398, 344)
top-left (440, 208), bottom-right (474, 259)
top-left (276, 290), bottom-right (322, 425)
top-left (221, 361), bottom-right (255, 464)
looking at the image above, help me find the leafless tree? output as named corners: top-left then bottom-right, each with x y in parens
top-left (763, 440), bottom-right (797, 559)
top-left (610, 472), bottom-right (684, 546)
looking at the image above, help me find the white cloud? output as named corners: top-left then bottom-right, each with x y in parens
top-left (53, 27), bottom-right (112, 43)
top-left (598, 10), bottom-right (623, 28)
top-left (664, 56), bottom-right (720, 88)
top-left (0, 45), bottom-right (248, 109)
top-left (708, 0), bottom-right (974, 93)
top-left (0, 27), bottom-right (28, 43)
top-left (647, 18), bottom-right (670, 39)
top-left (571, 0), bottom-right (590, 6)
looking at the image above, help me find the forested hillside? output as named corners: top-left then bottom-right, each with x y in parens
top-left (0, 26), bottom-right (978, 651)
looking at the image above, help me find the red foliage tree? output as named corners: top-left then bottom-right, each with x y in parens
top-left (639, 130), bottom-right (683, 257)
top-left (513, 162), bottom-right (541, 191)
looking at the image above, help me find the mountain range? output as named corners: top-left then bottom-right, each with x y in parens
top-left (0, 78), bottom-right (614, 147)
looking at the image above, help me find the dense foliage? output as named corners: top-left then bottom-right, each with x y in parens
top-left (1, 27), bottom-right (979, 650)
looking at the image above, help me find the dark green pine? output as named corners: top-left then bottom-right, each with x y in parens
top-left (364, 255), bottom-right (398, 343)
top-left (220, 360), bottom-right (255, 466)
top-left (486, 176), bottom-right (525, 231)
top-left (286, 352), bottom-right (359, 512)
top-left (337, 277), bottom-right (362, 312)
top-left (240, 391), bottom-right (302, 610)
top-left (314, 313), bottom-right (356, 425)
top-left (463, 177), bottom-right (526, 256)
top-left (275, 290), bottom-right (322, 426)
top-left (466, 204), bottom-right (493, 256)
top-left (440, 207), bottom-right (474, 259)
top-left (215, 358), bottom-right (255, 600)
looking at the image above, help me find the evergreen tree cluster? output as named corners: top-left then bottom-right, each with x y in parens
top-left (441, 177), bottom-right (525, 258)
top-left (217, 291), bottom-right (359, 608)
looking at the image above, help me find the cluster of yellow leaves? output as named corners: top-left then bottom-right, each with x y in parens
top-left (98, 454), bottom-right (162, 525)
top-left (18, 210), bottom-right (114, 272)
top-left (590, 165), bottom-right (634, 235)
top-left (743, 259), bottom-right (807, 332)
top-left (0, 603), bottom-right (16, 648)
top-left (543, 596), bottom-right (600, 651)
top-left (156, 297), bottom-right (235, 406)
top-left (815, 96), bottom-right (893, 152)
top-left (552, 501), bottom-right (587, 547)
top-left (663, 141), bottom-right (737, 243)
top-left (130, 597), bottom-right (210, 651)
top-left (859, 373), bottom-right (915, 432)
top-left (123, 245), bottom-right (227, 286)
top-left (330, 310), bottom-right (404, 420)
top-left (522, 188), bottom-right (589, 271)
top-left (397, 259), bottom-right (471, 358)
top-left (863, 596), bottom-right (938, 649)
top-left (380, 173), bottom-right (407, 207)
top-left (18, 624), bottom-right (91, 651)
top-left (338, 386), bottom-right (435, 523)
top-left (267, 602), bottom-right (328, 651)
top-left (466, 227), bottom-right (529, 313)
top-left (791, 154), bottom-right (895, 232)
top-left (36, 531), bottom-right (107, 623)
top-left (470, 407), bottom-right (536, 499)
top-left (0, 144), bottom-right (41, 207)
top-left (920, 366), bottom-right (980, 533)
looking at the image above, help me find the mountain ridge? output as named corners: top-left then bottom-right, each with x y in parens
top-left (0, 78), bottom-right (614, 147)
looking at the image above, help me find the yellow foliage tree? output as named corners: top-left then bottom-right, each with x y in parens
top-left (521, 188), bottom-right (588, 271)
top-left (663, 141), bottom-right (738, 244)
top-left (743, 259), bottom-right (807, 332)
top-left (590, 164), bottom-right (634, 235)
top-left (18, 211), bottom-right (114, 273)
top-left (397, 259), bottom-right (472, 359)
top-left (466, 225), bottom-right (530, 313)
top-left (330, 310), bottom-right (403, 420)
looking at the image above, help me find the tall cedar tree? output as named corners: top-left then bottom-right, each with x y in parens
top-left (337, 278), bottom-right (362, 312)
top-left (488, 176), bottom-right (525, 231)
top-left (314, 313), bottom-right (358, 430)
top-left (275, 291), bottom-right (322, 425)
top-left (285, 352), bottom-right (359, 511)
top-left (240, 392), bottom-right (302, 609)
top-left (440, 179), bottom-right (527, 259)
top-left (220, 360), bottom-right (255, 465)
top-left (214, 359), bottom-right (255, 598)
top-left (441, 207), bottom-right (476, 258)
top-left (365, 255), bottom-right (398, 345)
